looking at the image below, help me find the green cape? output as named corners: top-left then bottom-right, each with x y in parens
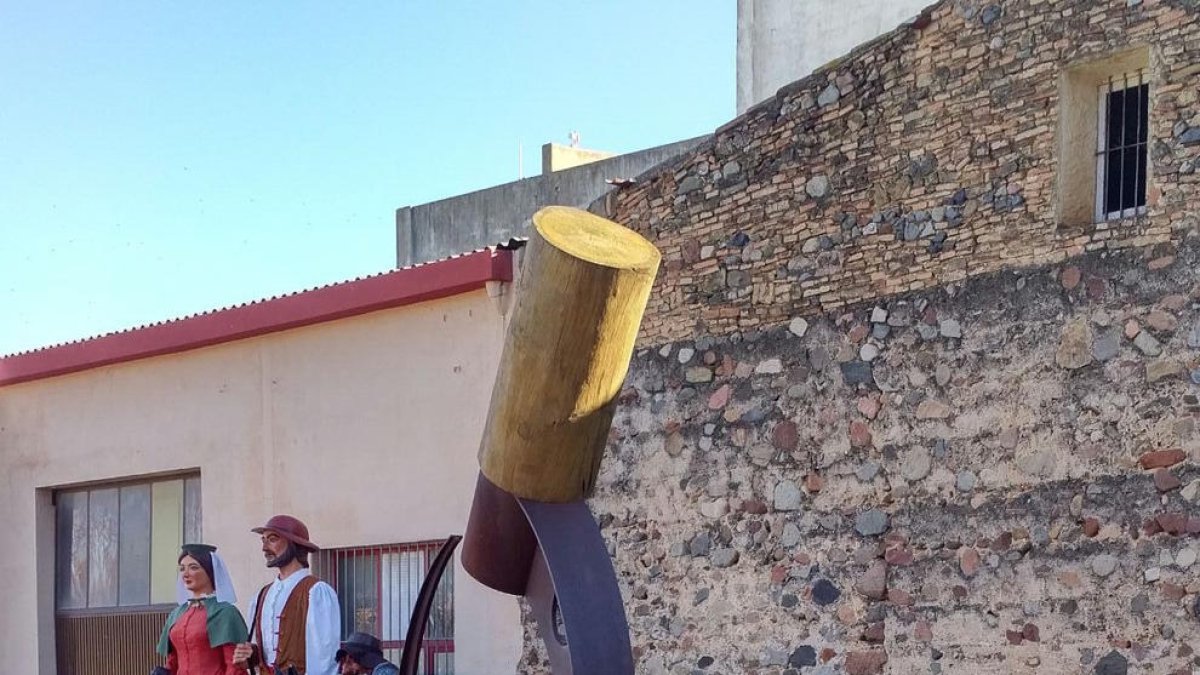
top-left (156, 596), bottom-right (250, 656)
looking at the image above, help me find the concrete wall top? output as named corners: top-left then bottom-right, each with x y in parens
top-left (395, 136), bottom-right (706, 267)
top-left (541, 143), bottom-right (615, 173)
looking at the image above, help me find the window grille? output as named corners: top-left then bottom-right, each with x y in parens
top-left (312, 540), bottom-right (454, 674)
top-left (1095, 70), bottom-right (1149, 221)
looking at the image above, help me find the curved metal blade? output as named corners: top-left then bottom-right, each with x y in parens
top-left (398, 534), bottom-right (463, 675)
top-left (519, 499), bottom-right (633, 675)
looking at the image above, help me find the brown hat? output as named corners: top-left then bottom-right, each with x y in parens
top-left (251, 514), bottom-right (319, 551)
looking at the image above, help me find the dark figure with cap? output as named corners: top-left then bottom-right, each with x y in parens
top-left (335, 633), bottom-right (399, 675)
top-left (232, 515), bottom-right (341, 675)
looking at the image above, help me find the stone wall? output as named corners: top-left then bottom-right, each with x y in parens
top-left (595, 0), bottom-right (1200, 347)
top-left (522, 240), bottom-right (1200, 674)
top-left (516, 0), bottom-right (1200, 673)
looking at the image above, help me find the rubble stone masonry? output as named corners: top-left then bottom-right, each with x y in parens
top-left (578, 242), bottom-right (1200, 674)
top-left (597, 0), bottom-right (1200, 346)
top-left (518, 0), bottom-right (1200, 673)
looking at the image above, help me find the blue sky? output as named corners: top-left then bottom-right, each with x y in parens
top-left (0, 2), bottom-right (733, 356)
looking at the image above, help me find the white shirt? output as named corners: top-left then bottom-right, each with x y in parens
top-left (246, 568), bottom-right (341, 675)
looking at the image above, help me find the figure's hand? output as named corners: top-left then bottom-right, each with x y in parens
top-left (232, 642), bottom-right (253, 667)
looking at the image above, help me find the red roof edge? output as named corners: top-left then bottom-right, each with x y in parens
top-left (0, 248), bottom-right (514, 388)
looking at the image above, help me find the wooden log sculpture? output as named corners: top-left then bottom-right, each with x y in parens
top-left (464, 206), bottom-right (658, 674)
top-left (477, 205), bottom-right (661, 503)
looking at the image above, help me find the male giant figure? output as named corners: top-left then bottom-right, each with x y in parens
top-left (233, 515), bottom-right (341, 675)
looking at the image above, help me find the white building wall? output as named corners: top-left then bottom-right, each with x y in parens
top-left (0, 289), bottom-right (521, 674)
top-left (737, 0), bottom-right (932, 113)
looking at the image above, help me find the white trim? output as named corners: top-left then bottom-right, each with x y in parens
top-left (1094, 80), bottom-right (1109, 222)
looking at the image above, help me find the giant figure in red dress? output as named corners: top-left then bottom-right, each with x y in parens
top-left (155, 543), bottom-right (250, 675)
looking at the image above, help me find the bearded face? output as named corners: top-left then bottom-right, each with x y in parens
top-left (269, 542), bottom-right (299, 568)
top-left (261, 531), bottom-right (297, 568)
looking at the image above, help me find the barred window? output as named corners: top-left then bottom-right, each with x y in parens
top-left (313, 540), bottom-right (454, 674)
top-left (1095, 71), bottom-right (1149, 220)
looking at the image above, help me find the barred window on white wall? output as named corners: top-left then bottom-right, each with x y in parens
top-left (312, 541), bottom-right (454, 674)
top-left (1095, 70), bottom-right (1149, 221)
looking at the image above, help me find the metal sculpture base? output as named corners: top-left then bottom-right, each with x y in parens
top-left (520, 498), bottom-right (633, 675)
top-left (462, 472), bottom-right (633, 675)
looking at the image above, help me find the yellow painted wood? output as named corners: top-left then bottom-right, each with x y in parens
top-left (149, 480), bottom-right (184, 604)
top-left (479, 206), bottom-right (661, 502)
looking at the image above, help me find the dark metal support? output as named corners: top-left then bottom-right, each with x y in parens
top-left (459, 472), bottom-right (634, 674)
top-left (519, 498), bottom-right (633, 675)
top-left (398, 534), bottom-right (462, 675)
top-left (462, 472), bottom-right (538, 596)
